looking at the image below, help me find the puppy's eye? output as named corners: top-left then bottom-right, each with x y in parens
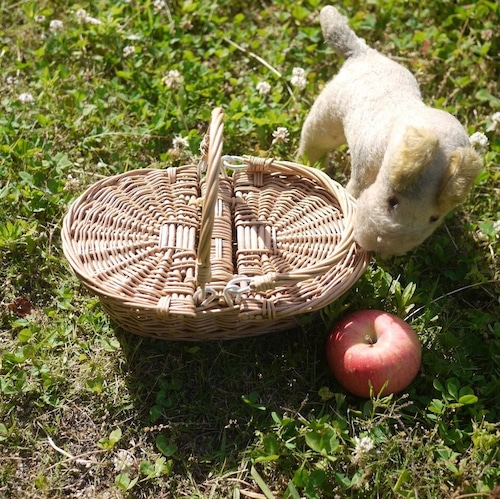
top-left (387, 196), bottom-right (399, 211)
top-left (429, 215), bottom-right (440, 223)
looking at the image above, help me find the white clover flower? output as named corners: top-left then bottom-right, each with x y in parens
top-left (87, 16), bottom-right (103, 26)
top-left (6, 76), bottom-right (19, 86)
top-left (487, 111), bottom-right (500, 132)
top-left (64, 174), bottom-right (81, 192)
top-left (76, 8), bottom-right (103, 25)
top-left (291, 67), bottom-right (307, 89)
top-left (172, 135), bottom-right (189, 150)
top-left (256, 81), bottom-right (271, 95)
top-left (35, 15), bottom-right (46, 23)
top-left (162, 69), bottom-right (183, 89)
top-left (113, 449), bottom-right (134, 472)
top-left (352, 435), bottom-right (375, 462)
top-left (49, 19), bottom-right (64, 32)
top-left (272, 127), bottom-right (290, 145)
top-left (153, 0), bottom-right (167, 12)
top-left (492, 220), bottom-right (500, 240)
top-left (76, 8), bottom-right (87, 22)
top-left (123, 45), bottom-right (136, 57)
top-left (469, 131), bottom-right (489, 153)
top-left (18, 92), bottom-right (35, 104)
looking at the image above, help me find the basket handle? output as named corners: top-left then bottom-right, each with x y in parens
top-left (195, 107), bottom-right (225, 296)
top-left (195, 116), bottom-right (365, 306)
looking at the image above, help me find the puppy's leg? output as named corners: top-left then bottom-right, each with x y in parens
top-left (298, 89), bottom-right (345, 166)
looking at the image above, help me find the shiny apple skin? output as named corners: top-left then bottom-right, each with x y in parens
top-left (326, 310), bottom-right (422, 397)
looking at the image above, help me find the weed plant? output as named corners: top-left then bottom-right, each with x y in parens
top-left (0, 1), bottom-right (499, 498)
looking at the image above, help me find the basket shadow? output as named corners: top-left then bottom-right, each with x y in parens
top-left (114, 320), bottom-right (333, 469)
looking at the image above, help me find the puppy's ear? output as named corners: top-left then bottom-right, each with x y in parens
top-left (389, 127), bottom-right (439, 191)
top-left (437, 147), bottom-right (482, 212)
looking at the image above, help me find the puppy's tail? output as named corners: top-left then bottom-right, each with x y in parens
top-left (320, 6), bottom-right (368, 58)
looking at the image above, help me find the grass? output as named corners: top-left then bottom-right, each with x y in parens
top-left (0, 0), bottom-right (499, 497)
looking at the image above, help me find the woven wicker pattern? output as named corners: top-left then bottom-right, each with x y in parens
top-left (62, 108), bottom-right (368, 340)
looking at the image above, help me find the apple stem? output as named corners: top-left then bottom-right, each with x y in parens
top-left (365, 334), bottom-right (376, 345)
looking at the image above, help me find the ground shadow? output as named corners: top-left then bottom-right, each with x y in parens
top-left (113, 318), bottom-right (334, 477)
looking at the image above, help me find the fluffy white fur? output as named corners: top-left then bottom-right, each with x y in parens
top-left (299, 6), bottom-right (483, 256)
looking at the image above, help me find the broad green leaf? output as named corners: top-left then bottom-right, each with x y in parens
top-left (109, 428), bottom-right (122, 444)
top-left (333, 472), bottom-right (352, 487)
top-left (428, 399), bottom-right (444, 414)
top-left (155, 457), bottom-right (172, 475)
top-left (308, 470), bottom-right (326, 488)
top-left (0, 423), bottom-right (9, 441)
top-left (475, 89), bottom-right (500, 107)
top-left (318, 386), bottom-right (334, 401)
top-left (156, 435), bottom-right (177, 457)
top-left (293, 468), bottom-right (308, 488)
top-left (115, 472), bottom-right (138, 490)
top-left (304, 427), bottom-right (339, 455)
top-left (446, 378), bottom-right (459, 401)
top-left (263, 435), bottom-right (279, 455)
top-left (433, 379), bottom-right (444, 393)
top-left (478, 221), bottom-right (496, 238)
top-left (98, 428), bottom-right (122, 449)
top-left (86, 377), bottom-right (104, 394)
top-left (139, 460), bottom-right (155, 477)
top-left (458, 394), bottom-right (478, 405)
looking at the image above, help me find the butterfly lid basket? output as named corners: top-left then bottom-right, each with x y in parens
top-left (62, 108), bottom-right (369, 341)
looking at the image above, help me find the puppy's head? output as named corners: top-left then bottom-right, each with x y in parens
top-left (353, 126), bottom-right (482, 256)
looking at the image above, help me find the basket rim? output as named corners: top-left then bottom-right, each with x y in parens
top-left (61, 157), bottom-right (367, 309)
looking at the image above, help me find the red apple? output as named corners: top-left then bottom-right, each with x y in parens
top-left (326, 310), bottom-right (421, 398)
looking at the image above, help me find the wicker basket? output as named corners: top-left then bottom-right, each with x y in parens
top-left (62, 108), bottom-right (368, 340)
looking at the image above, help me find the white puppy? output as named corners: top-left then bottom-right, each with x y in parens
top-left (299, 6), bottom-right (482, 256)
